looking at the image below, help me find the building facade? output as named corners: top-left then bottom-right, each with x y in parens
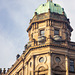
top-left (1, 0), bottom-right (75, 75)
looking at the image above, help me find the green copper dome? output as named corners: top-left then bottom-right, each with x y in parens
top-left (35, 1), bottom-right (67, 17)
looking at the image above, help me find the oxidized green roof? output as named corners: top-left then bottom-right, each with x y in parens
top-left (35, 1), bottom-right (67, 17)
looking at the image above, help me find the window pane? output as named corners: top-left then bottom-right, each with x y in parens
top-left (56, 57), bottom-right (61, 62)
top-left (39, 57), bottom-right (44, 63)
top-left (70, 60), bottom-right (74, 72)
top-left (40, 30), bottom-right (45, 36)
top-left (70, 66), bottom-right (74, 72)
top-left (70, 60), bottom-right (74, 65)
top-left (54, 29), bottom-right (59, 35)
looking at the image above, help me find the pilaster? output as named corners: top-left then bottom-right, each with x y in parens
top-left (32, 56), bottom-right (35, 75)
top-left (65, 55), bottom-right (69, 75)
top-left (48, 52), bottom-right (52, 75)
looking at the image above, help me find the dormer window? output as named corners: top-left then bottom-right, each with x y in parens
top-left (40, 30), bottom-right (45, 36)
top-left (54, 29), bottom-right (59, 35)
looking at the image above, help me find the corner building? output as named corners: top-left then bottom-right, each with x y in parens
top-left (6, 0), bottom-right (75, 75)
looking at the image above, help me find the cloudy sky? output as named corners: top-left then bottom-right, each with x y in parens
top-left (0, 0), bottom-right (75, 69)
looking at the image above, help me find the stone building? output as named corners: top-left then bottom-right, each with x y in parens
top-left (2, 0), bottom-right (75, 75)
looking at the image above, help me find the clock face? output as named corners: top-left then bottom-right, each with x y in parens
top-left (56, 57), bottom-right (61, 62)
top-left (39, 57), bottom-right (44, 63)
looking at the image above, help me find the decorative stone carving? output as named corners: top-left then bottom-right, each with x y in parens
top-left (38, 36), bottom-right (46, 42)
top-left (52, 54), bottom-right (66, 71)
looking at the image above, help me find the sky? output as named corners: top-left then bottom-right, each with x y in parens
top-left (0, 0), bottom-right (75, 70)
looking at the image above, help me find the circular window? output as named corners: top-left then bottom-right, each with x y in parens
top-left (39, 57), bottom-right (44, 63)
top-left (56, 57), bottom-right (61, 62)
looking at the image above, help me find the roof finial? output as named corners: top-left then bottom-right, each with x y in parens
top-left (47, 0), bottom-right (52, 2)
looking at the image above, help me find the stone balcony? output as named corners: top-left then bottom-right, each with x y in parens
top-left (25, 41), bottom-right (32, 50)
top-left (54, 35), bottom-right (62, 41)
top-left (38, 36), bottom-right (46, 42)
top-left (25, 36), bottom-right (46, 50)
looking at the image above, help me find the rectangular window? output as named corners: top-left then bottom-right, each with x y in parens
top-left (40, 30), bottom-right (45, 36)
top-left (54, 29), bottom-right (59, 35)
top-left (70, 60), bottom-right (74, 72)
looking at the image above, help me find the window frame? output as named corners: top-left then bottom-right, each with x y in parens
top-left (54, 28), bottom-right (60, 36)
top-left (40, 29), bottom-right (45, 36)
top-left (70, 59), bottom-right (74, 72)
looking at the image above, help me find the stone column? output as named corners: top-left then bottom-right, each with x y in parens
top-left (24, 63), bottom-right (27, 75)
top-left (65, 55), bottom-right (69, 75)
top-left (48, 52), bottom-right (52, 75)
top-left (45, 26), bottom-right (51, 44)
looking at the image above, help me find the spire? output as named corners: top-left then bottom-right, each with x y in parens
top-left (47, 0), bottom-right (52, 2)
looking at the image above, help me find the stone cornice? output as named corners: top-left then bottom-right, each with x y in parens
top-left (7, 55), bottom-right (24, 75)
top-left (7, 42), bottom-right (75, 74)
top-left (27, 12), bottom-right (73, 32)
top-left (23, 43), bottom-right (75, 62)
top-left (27, 18), bottom-right (69, 32)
